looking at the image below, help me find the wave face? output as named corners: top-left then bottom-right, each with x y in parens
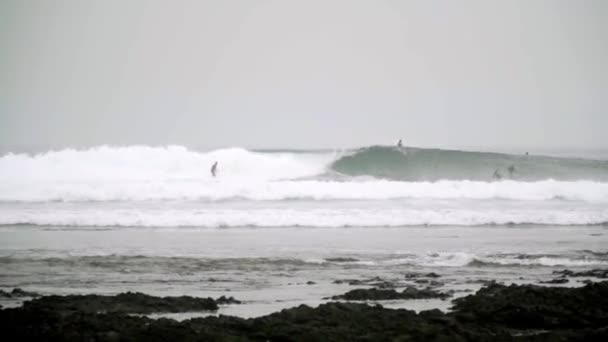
top-left (1, 145), bottom-right (606, 227)
top-left (331, 146), bottom-right (608, 181)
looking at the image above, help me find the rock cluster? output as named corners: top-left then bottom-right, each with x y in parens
top-left (553, 268), bottom-right (608, 278)
top-left (2, 282), bottom-right (608, 341)
top-left (20, 292), bottom-right (239, 314)
top-left (331, 286), bottom-right (452, 300)
top-left (0, 288), bottom-right (40, 298)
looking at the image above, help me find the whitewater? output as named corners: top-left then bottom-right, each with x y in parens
top-left (1, 145), bottom-right (608, 227)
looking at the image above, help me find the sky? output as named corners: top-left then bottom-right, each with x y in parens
top-left (1, 0), bottom-right (607, 151)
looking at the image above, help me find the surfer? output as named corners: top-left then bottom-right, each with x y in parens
top-left (397, 139), bottom-right (403, 148)
top-left (507, 165), bottom-right (515, 178)
top-left (492, 169), bottom-right (502, 180)
top-left (211, 161), bottom-right (218, 177)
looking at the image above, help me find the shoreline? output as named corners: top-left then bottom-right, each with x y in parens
top-left (2, 271), bottom-right (608, 341)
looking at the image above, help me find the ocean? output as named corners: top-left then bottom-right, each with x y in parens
top-left (1, 145), bottom-right (607, 317)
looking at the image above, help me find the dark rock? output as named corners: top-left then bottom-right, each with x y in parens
top-left (554, 269), bottom-right (575, 277)
top-left (333, 276), bottom-right (391, 287)
top-left (349, 276), bottom-right (382, 285)
top-left (553, 268), bottom-right (608, 278)
top-left (20, 292), bottom-right (237, 314)
top-left (413, 279), bottom-right (444, 287)
top-left (12, 288), bottom-right (40, 297)
top-left (451, 281), bottom-right (608, 330)
top-left (332, 286), bottom-right (452, 301)
top-left (464, 279), bottom-right (499, 285)
top-left (404, 272), bottom-right (441, 279)
top-left (0, 288), bottom-right (40, 298)
top-left (324, 257), bottom-right (359, 262)
top-left (428, 280), bottom-right (444, 287)
top-left (347, 279), bottom-right (365, 286)
top-left (540, 278), bottom-right (569, 284)
top-left (373, 281), bottom-right (395, 289)
top-left (306, 281), bottom-right (316, 285)
top-left (2, 282), bottom-right (608, 341)
top-left (216, 296), bottom-right (241, 305)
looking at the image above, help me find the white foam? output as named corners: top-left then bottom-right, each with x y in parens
top-left (381, 252), bottom-right (608, 267)
top-left (1, 205), bottom-right (606, 227)
top-left (418, 252), bottom-right (477, 267)
top-left (1, 146), bottom-right (607, 203)
top-left (0, 145), bottom-right (332, 183)
top-left (476, 256), bottom-right (607, 267)
top-left (1, 176), bottom-right (608, 203)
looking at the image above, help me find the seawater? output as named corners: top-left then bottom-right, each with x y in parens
top-left (1, 145), bottom-right (607, 227)
top-left (1, 145), bottom-right (607, 317)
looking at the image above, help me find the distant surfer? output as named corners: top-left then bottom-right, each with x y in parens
top-left (211, 161), bottom-right (218, 177)
top-left (397, 139), bottom-right (403, 148)
top-left (507, 165), bottom-right (515, 178)
top-left (492, 169), bottom-right (502, 180)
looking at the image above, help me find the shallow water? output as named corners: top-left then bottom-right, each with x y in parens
top-left (1, 225), bottom-right (606, 317)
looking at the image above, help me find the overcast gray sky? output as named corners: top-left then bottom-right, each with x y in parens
top-left (1, 0), bottom-right (606, 150)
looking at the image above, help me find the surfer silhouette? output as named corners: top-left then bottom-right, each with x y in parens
top-left (507, 165), bottom-right (515, 178)
top-left (492, 169), bottom-right (502, 180)
top-left (211, 161), bottom-right (218, 177)
top-left (397, 139), bottom-right (403, 148)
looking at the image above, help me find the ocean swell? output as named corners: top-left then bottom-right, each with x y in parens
top-left (331, 145), bottom-right (608, 181)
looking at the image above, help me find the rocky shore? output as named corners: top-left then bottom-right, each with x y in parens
top-left (331, 286), bottom-right (453, 301)
top-left (1, 276), bottom-right (607, 341)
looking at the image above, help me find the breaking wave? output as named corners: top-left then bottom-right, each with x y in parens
top-left (1, 145), bottom-right (608, 203)
top-left (2, 252), bottom-right (606, 268)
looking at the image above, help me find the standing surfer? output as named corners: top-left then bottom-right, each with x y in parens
top-left (397, 139), bottom-right (403, 148)
top-left (507, 165), bottom-right (515, 178)
top-left (211, 161), bottom-right (218, 177)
